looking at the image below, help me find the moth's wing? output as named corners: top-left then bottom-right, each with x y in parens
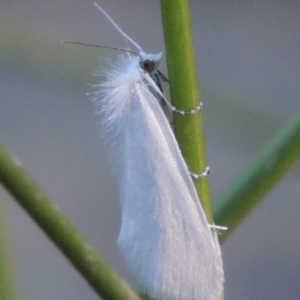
top-left (115, 79), bottom-right (224, 300)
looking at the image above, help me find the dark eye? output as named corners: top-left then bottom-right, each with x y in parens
top-left (140, 59), bottom-right (155, 73)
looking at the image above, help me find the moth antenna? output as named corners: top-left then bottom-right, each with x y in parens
top-left (62, 41), bottom-right (139, 55)
top-left (94, 2), bottom-right (143, 54)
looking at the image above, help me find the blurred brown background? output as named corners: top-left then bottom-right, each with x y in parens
top-left (1, 0), bottom-right (300, 299)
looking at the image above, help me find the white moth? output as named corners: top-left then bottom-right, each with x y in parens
top-left (91, 2), bottom-right (224, 300)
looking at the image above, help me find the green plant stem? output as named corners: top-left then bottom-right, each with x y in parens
top-left (0, 144), bottom-right (141, 300)
top-left (214, 110), bottom-right (300, 242)
top-left (0, 193), bottom-right (20, 300)
top-left (160, 0), bottom-right (213, 222)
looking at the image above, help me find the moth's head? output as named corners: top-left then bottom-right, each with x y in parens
top-left (139, 52), bottom-right (163, 74)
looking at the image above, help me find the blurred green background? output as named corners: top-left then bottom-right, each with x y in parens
top-left (1, 0), bottom-right (300, 299)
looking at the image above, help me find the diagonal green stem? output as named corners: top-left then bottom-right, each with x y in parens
top-left (0, 144), bottom-right (141, 300)
top-left (160, 0), bottom-right (213, 222)
top-left (214, 110), bottom-right (300, 242)
top-left (0, 193), bottom-right (20, 300)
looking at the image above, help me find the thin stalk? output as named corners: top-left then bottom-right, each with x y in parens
top-left (0, 144), bottom-right (141, 300)
top-left (160, 0), bottom-right (213, 221)
top-left (214, 110), bottom-right (300, 242)
top-left (0, 193), bottom-right (20, 300)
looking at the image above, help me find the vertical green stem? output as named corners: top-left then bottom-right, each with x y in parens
top-left (160, 0), bottom-right (212, 221)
